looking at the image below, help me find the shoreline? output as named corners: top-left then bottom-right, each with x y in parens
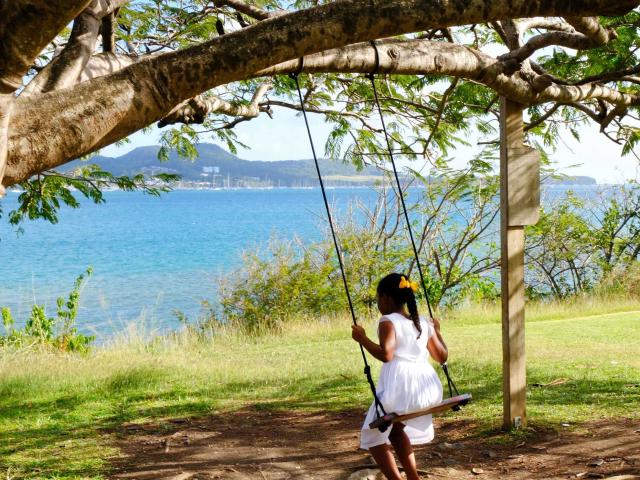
top-left (3, 182), bottom-right (604, 195)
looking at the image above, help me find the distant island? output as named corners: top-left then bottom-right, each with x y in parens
top-left (62, 143), bottom-right (597, 189)
top-left (64, 144), bottom-right (383, 189)
top-left (543, 175), bottom-right (597, 186)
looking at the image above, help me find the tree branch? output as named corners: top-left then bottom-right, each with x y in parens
top-left (22, 0), bottom-right (127, 95)
top-left (498, 16), bottom-right (615, 65)
top-left (213, 0), bottom-right (281, 20)
top-left (498, 30), bottom-right (596, 63)
top-left (0, 0), bottom-right (93, 93)
top-left (158, 82), bottom-right (272, 127)
top-left (565, 16), bottom-right (617, 44)
top-left (4, 0), bottom-right (640, 187)
top-left (257, 40), bottom-right (640, 107)
top-left (0, 0), bottom-right (96, 193)
top-left (519, 18), bottom-right (575, 33)
top-left (524, 103), bottom-right (561, 131)
top-left (101, 11), bottom-right (116, 53)
top-left (79, 52), bottom-right (136, 81)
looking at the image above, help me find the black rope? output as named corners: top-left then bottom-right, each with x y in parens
top-left (290, 70), bottom-right (388, 425)
top-left (441, 362), bottom-right (460, 398)
top-left (367, 66), bottom-right (462, 403)
top-left (366, 72), bottom-right (434, 319)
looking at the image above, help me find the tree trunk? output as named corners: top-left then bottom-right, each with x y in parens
top-left (0, 94), bottom-right (13, 196)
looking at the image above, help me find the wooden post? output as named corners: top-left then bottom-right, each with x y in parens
top-left (500, 98), bottom-right (539, 430)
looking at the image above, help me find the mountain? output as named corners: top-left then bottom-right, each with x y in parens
top-left (62, 144), bottom-right (598, 188)
top-left (543, 175), bottom-right (597, 185)
top-left (63, 144), bottom-right (382, 187)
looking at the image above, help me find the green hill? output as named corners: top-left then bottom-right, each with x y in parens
top-left (63, 144), bottom-right (597, 187)
top-left (64, 144), bottom-right (383, 187)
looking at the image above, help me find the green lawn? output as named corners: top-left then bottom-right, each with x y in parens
top-left (1, 303), bottom-right (639, 479)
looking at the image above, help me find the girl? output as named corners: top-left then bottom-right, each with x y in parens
top-left (351, 273), bottom-right (449, 480)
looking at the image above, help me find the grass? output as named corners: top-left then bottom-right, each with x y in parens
top-left (1, 299), bottom-right (639, 479)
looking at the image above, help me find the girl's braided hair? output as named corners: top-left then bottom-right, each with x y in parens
top-left (377, 272), bottom-right (422, 338)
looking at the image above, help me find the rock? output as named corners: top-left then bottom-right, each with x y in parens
top-left (440, 442), bottom-right (458, 450)
top-left (347, 468), bottom-right (384, 480)
top-left (588, 459), bottom-right (605, 467)
top-left (471, 467), bottom-right (484, 475)
top-left (482, 450), bottom-right (497, 458)
top-left (170, 418), bottom-right (189, 424)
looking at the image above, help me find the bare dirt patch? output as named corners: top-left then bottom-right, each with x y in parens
top-left (109, 410), bottom-right (639, 480)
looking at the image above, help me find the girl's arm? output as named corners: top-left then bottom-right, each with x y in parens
top-left (427, 317), bottom-right (449, 364)
top-left (351, 321), bottom-right (396, 363)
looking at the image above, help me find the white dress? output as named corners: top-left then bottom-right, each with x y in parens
top-left (360, 313), bottom-right (443, 450)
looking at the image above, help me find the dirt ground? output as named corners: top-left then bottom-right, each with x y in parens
top-left (109, 410), bottom-right (640, 480)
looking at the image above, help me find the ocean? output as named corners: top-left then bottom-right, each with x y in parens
top-left (0, 185), bottom-right (600, 339)
top-left (0, 188), bottom-right (379, 338)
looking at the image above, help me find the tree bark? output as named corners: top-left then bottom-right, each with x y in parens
top-left (0, 0), bottom-right (93, 92)
top-left (0, 94), bottom-right (13, 196)
top-left (3, 0), bottom-right (639, 187)
top-left (22, 8), bottom-right (102, 95)
top-left (0, 0), bottom-right (94, 191)
top-left (22, 0), bottom-right (128, 96)
top-left (65, 40), bottom-right (639, 126)
top-left (158, 83), bottom-right (272, 127)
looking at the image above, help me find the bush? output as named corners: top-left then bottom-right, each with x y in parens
top-left (594, 261), bottom-right (640, 298)
top-left (1, 268), bottom-right (95, 352)
top-left (215, 173), bottom-right (506, 334)
top-left (218, 238), bottom-right (346, 334)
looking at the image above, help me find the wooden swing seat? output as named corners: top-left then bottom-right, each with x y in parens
top-left (369, 393), bottom-right (472, 430)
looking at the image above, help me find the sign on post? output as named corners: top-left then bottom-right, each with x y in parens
top-left (506, 146), bottom-right (541, 227)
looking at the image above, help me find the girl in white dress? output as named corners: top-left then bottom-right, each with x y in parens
top-left (351, 273), bottom-right (449, 480)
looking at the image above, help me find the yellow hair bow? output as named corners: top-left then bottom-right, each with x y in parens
top-left (399, 276), bottom-right (418, 292)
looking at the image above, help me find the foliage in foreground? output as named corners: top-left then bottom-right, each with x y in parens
top-left (218, 169), bottom-right (500, 333)
top-left (217, 177), bottom-right (640, 333)
top-left (1, 268), bottom-right (95, 352)
top-left (0, 302), bottom-right (638, 479)
top-left (2, 169), bottom-right (180, 232)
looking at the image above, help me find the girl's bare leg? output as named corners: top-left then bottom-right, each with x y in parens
top-left (369, 444), bottom-right (403, 480)
top-left (389, 423), bottom-right (420, 480)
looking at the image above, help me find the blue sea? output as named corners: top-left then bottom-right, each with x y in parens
top-left (0, 188), bottom-right (380, 338)
top-left (0, 185), bottom-right (600, 339)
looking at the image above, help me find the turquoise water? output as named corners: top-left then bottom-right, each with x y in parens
top-left (0, 188), bottom-right (378, 337)
top-left (0, 185), bottom-right (599, 338)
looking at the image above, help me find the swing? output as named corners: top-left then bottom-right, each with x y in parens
top-left (289, 49), bottom-right (472, 433)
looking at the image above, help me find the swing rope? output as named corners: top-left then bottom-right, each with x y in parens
top-left (289, 50), bottom-right (465, 426)
top-left (365, 42), bottom-right (460, 400)
top-left (290, 67), bottom-right (387, 422)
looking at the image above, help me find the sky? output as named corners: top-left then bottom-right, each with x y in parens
top-left (102, 107), bottom-right (640, 185)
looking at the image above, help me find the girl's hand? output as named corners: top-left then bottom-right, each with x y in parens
top-left (351, 325), bottom-right (367, 344)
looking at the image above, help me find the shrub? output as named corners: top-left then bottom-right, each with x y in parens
top-left (218, 238), bottom-right (345, 334)
top-left (1, 268), bottom-right (95, 352)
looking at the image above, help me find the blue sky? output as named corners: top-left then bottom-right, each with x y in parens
top-left (103, 108), bottom-right (639, 185)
